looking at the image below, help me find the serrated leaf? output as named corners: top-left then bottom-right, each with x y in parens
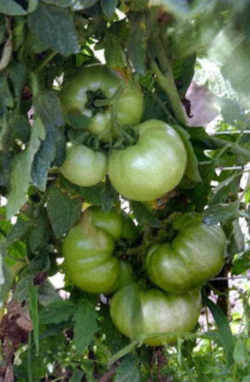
top-left (127, 15), bottom-right (147, 75)
top-left (47, 184), bottom-right (82, 238)
top-left (73, 300), bottom-right (98, 353)
top-left (114, 355), bottom-right (141, 382)
top-left (204, 297), bottom-right (234, 364)
top-left (28, 3), bottom-right (79, 56)
top-left (6, 118), bottom-right (45, 219)
top-left (203, 201), bottom-right (239, 225)
top-left (40, 300), bottom-right (75, 324)
top-left (101, 0), bottom-right (118, 18)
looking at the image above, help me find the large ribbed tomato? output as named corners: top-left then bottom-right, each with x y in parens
top-left (60, 64), bottom-right (144, 141)
top-left (108, 119), bottom-right (187, 201)
top-left (110, 283), bottom-right (201, 346)
top-left (146, 223), bottom-right (226, 294)
top-left (62, 206), bottom-right (136, 294)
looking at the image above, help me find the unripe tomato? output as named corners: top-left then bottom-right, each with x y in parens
top-left (60, 144), bottom-right (107, 187)
top-left (108, 120), bottom-right (187, 201)
top-left (63, 206), bottom-right (136, 294)
top-left (146, 223), bottom-right (226, 294)
top-left (110, 283), bottom-right (201, 346)
top-left (60, 64), bottom-right (144, 140)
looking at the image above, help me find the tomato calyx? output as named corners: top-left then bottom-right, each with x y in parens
top-left (86, 89), bottom-right (111, 115)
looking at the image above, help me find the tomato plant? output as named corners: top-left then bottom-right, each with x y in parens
top-left (108, 119), bottom-right (187, 201)
top-left (60, 144), bottom-right (107, 187)
top-left (146, 222), bottom-right (226, 294)
top-left (110, 283), bottom-right (202, 346)
top-left (1, 1), bottom-right (249, 381)
top-left (60, 64), bottom-right (144, 141)
top-left (63, 206), bottom-right (135, 293)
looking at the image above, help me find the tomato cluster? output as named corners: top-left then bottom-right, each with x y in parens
top-left (60, 64), bottom-right (187, 201)
top-left (63, 206), bottom-right (135, 294)
top-left (61, 65), bottom-right (226, 346)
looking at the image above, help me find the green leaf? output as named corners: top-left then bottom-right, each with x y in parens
top-left (0, 0), bottom-right (27, 15)
top-left (70, 370), bottom-right (84, 382)
top-left (0, 248), bottom-right (13, 307)
top-left (210, 173), bottom-right (241, 205)
top-left (34, 91), bottom-right (64, 130)
top-left (29, 213), bottom-right (50, 254)
top-left (104, 33), bottom-right (126, 69)
top-left (231, 219), bottom-right (245, 253)
top-left (204, 297), bottom-right (234, 364)
top-left (127, 15), bottom-right (147, 75)
top-left (203, 201), bottom-right (239, 225)
top-left (114, 354), bottom-right (142, 382)
top-left (73, 300), bottom-right (98, 353)
top-left (28, 3), bottom-right (79, 56)
top-left (32, 91), bottom-right (65, 190)
top-left (7, 216), bottom-right (32, 245)
top-left (0, 0), bottom-right (38, 15)
top-left (233, 339), bottom-right (248, 367)
top-left (47, 184), bottom-right (82, 238)
top-left (131, 202), bottom-right (160, 228)
top-left (29, 284), bottom-right (39, 354)
top-left (38, 281), bottom-right (61, 307)
top-left (40, 300), bottom-right (75, 324)
top-left (6, 118), bottom-right (45, 219)
top-left (175, 125), bottom-right (202, 183)
top-left (101, 0), bottom-right (118, 18)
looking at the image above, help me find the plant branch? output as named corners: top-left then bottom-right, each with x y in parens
top-left (36, 51), bottom-right (57, 73)
top-left (149, 37), bottom-right (187, 125)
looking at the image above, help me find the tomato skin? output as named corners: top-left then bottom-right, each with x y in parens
top-left (60, 144), bottom-right (107, 187)
top-left (110, 283), bottom-right (201, 346)
top-left (60, 64), bottom-right (144, 140)
top-left (146, 223), bottom-right (226, 294)
top-left (108, 119), bottom-right (187, 202)
top-left (63, 207), bottom-right (136, 294)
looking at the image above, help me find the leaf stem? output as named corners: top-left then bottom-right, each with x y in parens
top-left (149, 37), bottom-right (187, 125)
top-left (108, 340), bottom-right (139, 367)
top-left (36, 51), bottom-right (57, 74)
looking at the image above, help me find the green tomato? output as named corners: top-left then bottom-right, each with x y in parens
top-left (60, 144), bottom-right (107, 187)
top-left (110, 283), bottom-right (201, 346)
top-left (146, 223), bottom-right (226, 294)
top-left (60, 64), bottom-right (144, 140)
top-left (63, 206), bottom-right (136, 294)
top-left (108, 119), bottom-right (187, 201)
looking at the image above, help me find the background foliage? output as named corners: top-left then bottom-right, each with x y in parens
top-left (0, 0), bottom-right (249, 381)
